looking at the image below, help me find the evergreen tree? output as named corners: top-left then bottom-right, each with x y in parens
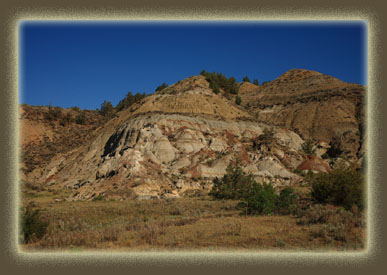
top-left (100, 100), bottom-right (114, 117)
top-left (156, 83), bottom-right (168, 92)
top-left (242, 76), bottom-right (251, 83)
top-left (235, 96), bottom-right (242, 105)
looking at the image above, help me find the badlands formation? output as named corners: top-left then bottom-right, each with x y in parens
top-left (20, 70), bottom-right (366, 200)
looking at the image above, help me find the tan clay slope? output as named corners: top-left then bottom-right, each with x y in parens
top-left (19, 105), bottom-right (107, 179)
top-left (131, 75), bottom-right (252, 120)
top-left (239, 69), bottom-right (366, 160)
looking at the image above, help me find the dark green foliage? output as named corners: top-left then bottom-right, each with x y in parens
top-left (237, 182), bottom-right (278, 215)
top-left (209, 81), bottom-right (220, 94)
top-left (326, 141), bottom-right (343, 158)
top-left (321, 153), bottom-right (329, 159)
top-left (92, 194), bottom-right (105, 201)
top-left (242, 76), bottom-right (250, 83)
top-left (276, 187), bottom-right (298, 215)
top-left (310, 167), bottom-right (365, 210)
top-left (253, 79), bottom-right (259, 86)
top-left (21, 205), bottom-right (48, 243)
top-left (99, 100), bottom-right (114, 118)
top-left (235, 96), bottom-right (242, 105)
top-left (75, 111), bottom-right (86, 125)
top-left (70, 106), bottom-right (81, 112)
top-left (200, 70), bottom-right (239, 95)
top-left (156, 83), bottom-right (168, 92)
top-left (210, 160), bottom-right (297, 216)
top-left (253, 128), bottom-right (275, 148)
top-left (301, 139), bottom-right (316, 156)
top-left (209, 161), bottom-right (255, 200)
top-left (116, 92), bottom-right (146, 111)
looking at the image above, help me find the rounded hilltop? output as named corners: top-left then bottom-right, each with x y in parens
top-left (129, 75), bottom-right (252, 120)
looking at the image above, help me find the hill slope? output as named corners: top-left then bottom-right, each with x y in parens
top-left (20, 70), bottom-right (366, 200)
top-left (239, 69), bottom-right (366, 161)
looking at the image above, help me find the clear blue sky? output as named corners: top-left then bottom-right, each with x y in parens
top-left (19, 21), bottom-right (367, 110)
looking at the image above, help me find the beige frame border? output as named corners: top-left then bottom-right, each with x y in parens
top-left (5, 8), bottom-right (380, 269)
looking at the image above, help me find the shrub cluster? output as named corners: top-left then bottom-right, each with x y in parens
top-left (242, 76), bottom-right (250, 83)
top-left (301, 139), bottom-right (316, 156)
top-left (297, 204), bottom-right (365, 243)
top-left (59, 113), bottom-right (73, 126)
top-left (116, 92), bottom-right (146, 111)
top-left (209, 161), bottom-right (298, 216)
top-left (75, 111), bottom-right (87, 125)
top-left (252, 127), bottom-right (276, 149)
top-left (309, 166), bottom-right (365, 210)
top-left (20, 205), bottom-right (49, 243)
top-left (200, 70), bottom-right (239, 95)
top-left (155, 83), bottom-right (168, 92)
top-left (209, 161), bottom-right (255, 200)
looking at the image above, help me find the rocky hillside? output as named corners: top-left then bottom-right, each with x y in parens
top-left (19, 105), bottom-right (107, 180)
top-left (239, 69), bottom-right (366, 161)
top-left (20, 70), bottom-right (366, 201)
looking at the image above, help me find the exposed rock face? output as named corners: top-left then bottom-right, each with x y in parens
top-left (38, 113), bottom-right (305, 200)
top-left (20, 70), bottom-right (366, 200)
top-left (239, 69), bottom-right (366, 161)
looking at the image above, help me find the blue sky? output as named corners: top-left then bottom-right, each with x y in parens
top-left (19, 21), bottom-right (367, 110)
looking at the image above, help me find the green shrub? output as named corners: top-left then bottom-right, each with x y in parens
top-left (301, 139), bottom-right (316, 155)
top-left (242, 76), bottom-right (250, 83)
top-left (92, 194), bottom-right (105, 201)
top-left (116, 91), bottom-right (146, 111)
top-left (200, 70), bottom-right (239, 95)
top-left (276, 187), bottom-right (298, 215)
top-left (75, 112), bottom-right (86, 125)
top-left (156, 83), bottom-right (168, 92)
top-left (209, 161), bottom-right (255, 200)
top-left (235, 96), bottom-right (242, 105)
top-left (253, 79), bottom-right (259, 86)
top-left (309, 167), bottom-right (365, 210)
top-left (321, 153), bottom-right (329, 159)
top-left (297, 204), bottom-right (364, 243)
top-left (237, 182), bottom-right (278, 215)
top-left (253, 128), bottom-right (276, 148)
top-left (20, 205), bottom-right (49, 243)
top-left (99, 100), bottom-right (114, 118)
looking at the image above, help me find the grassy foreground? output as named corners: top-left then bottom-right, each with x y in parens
top-left (20, 183), bottom-right (366, 252)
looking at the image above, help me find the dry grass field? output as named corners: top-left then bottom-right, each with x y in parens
top-left (19, 182), bottom-right (366, 252)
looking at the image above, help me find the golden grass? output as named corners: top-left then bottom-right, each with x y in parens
top-left (20, 184), bottom-right (365, 252)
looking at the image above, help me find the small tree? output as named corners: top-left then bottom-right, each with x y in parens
top-left (21, 205), bottom-right (48, 243)
top-left (242, 76), bottom-right (251, 83)
top-left (100, 100), bottom-right (114, 118)
top-left (235, 96), bottom-right (242, 105)
top-left (209, 160), bottom-right (255, 200)
top-left (156, 83), bottom-right (168, 92)
top-left (310, 166), bottom-right (364, 210)
top-left (301, 139), bottom-right (316, 156)
top-left (253, 79), bottom-right (259, 86)
top-left (238, 182), bottom-right (278, 215)
top-left (253, 128), bottom-right (276, 148)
